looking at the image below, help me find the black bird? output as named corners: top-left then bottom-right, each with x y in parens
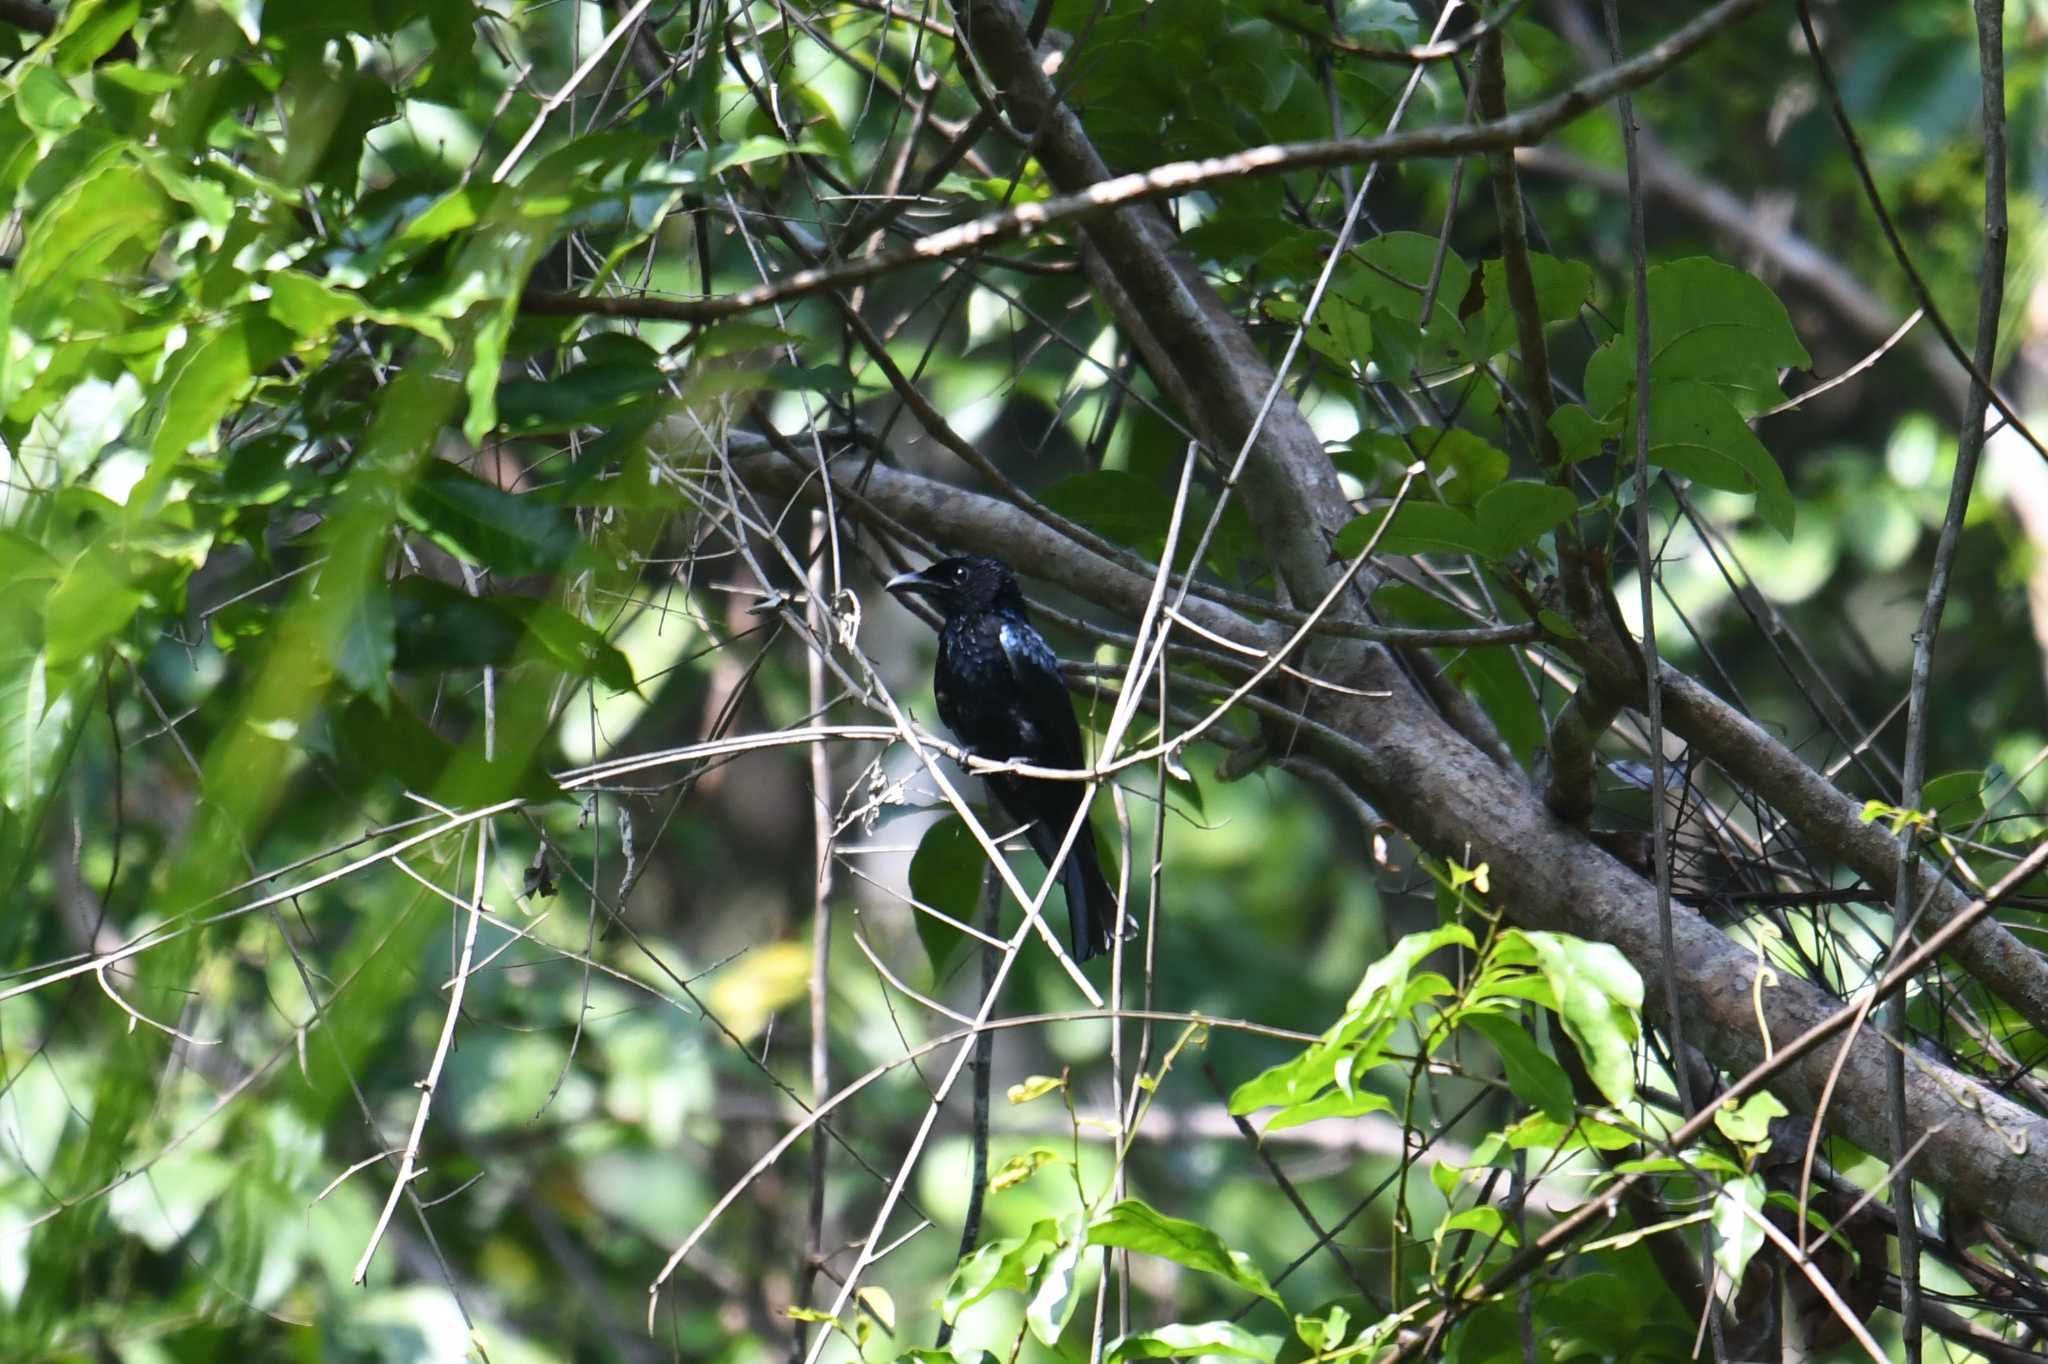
top-left (886, 555), bottom-right (1119, 962)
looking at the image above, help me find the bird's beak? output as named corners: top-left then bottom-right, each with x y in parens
top-left (884, 567), bottom-right (939, 598)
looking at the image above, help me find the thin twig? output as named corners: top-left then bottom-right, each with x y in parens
top-left (1379, 833), bottom-right (2048, 1358)
top-left (521, 0), bottom-right (1767, 326)
top-left (793, 512), bottom-right (838, 1356)
top-left (1603, 8), bottom-right (1709, 1357)
top-left (1202, 1060), bottom-right (1380, 1304)
top-left (1886, 3), bottom-right (2010, 1354)
top-left (1792, 0), bottom-right (2044, 465)
top-left (352, 826), bottom-right (491, 1283)
top-left (934, 869), bottom-right (1000, 1351)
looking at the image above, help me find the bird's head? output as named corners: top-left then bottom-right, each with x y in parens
top-left (884, 555), bottom-right (1025, 617)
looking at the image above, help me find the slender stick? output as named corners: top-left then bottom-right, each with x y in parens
top-left (1600, 2), bottom-right (1724, 1350)
top-left (935, 869), bottom-right (1001, 1350)
top-left (794, 512), bottom-right (838, 1359)
top-left (1884, 3), bottom-right (2010, 1354)
top-left (352, 826), bottom-right (491, 1283)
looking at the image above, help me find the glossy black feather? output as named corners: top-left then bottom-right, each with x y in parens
top-left (886, 556), bottom-right (1118, 962)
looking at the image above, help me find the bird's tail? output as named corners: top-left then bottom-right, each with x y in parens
top-left (1061, 841), bottom-right (1120, 964)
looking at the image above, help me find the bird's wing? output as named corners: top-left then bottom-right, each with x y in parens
top-left (997, 618), bottom-right (1088, 768)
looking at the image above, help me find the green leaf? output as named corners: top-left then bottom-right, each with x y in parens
top-left (1026, 1221), bottom-right (1085, 1346)
top-left (265, 269), bottom-right (447, 347)
top-left (401, 461), bottom-right (580, 574)
top-left (1644, 379), bottom-right (1796, 537)
top-left (1713, 1089), bottom-right (1788, 1147)
top-left (394, 182), bottom-right (504, 249)
top-left (1464, 1013), bottom-right (1574, 1122)
top-left (1291, 293), bottom-right (1374, 369)
top-left (1475, 253), bottom-right (1594, 356)
top-left (278, 69), bottom-right (393, 190)
top-left (1923, 769), bottom-right (1986, 828)
top-left (1007, 1075), bottom-right (1064, 1105)
top-left (0, 531), bottom-right (62, 585)
top-left (908, 814), bottom-right (984, 977)
top-left (13, 62), bottom-right (88, 140)
top-left (1584, 257), bottom-right (1811, 417)
top-left (1230, 925), bottom-right (1471, 1117)
top-left (497, 335), bottom-right (667, 435)
top-left (1347, 430), bottom-right (1508, 506)
top-left (941, 1220), bottom-right (1062, 1323)
top-left (1512, 931), bottom-right (1643, 1107)
top-left (1108, 1322), bottom-right (1282, 1364)
top-left (13, 156), bottom-right (170, 333)
top-left (43, 544), bottom-right (143, 670)
top-left (1438, 1206), bottom-right (1514, 1244)
top-left (49, 0), bottom-right (139, 75)
top-left (1088, 1199), bottom-right (1281, 1306)
top-left (693, 320), bottom-right (801, 358)
top-left (0, 605), bottom-right (91, 899)
top-left (1494, 1111), bottom-right (1640, 1153)
top-left (106, 1149), bottom-right (234, 1250)
top-left (1041, 470), bottom-right (1175, 556)
top-left (665, 135), bottom-right (817, 186)
top-left (266, 269), bottom-right (364, 337)
top-left (151, 313), bottom-right (295, 460)
top-left (1227, 1038), bottom-right (1351, 1117)
top-left (767, 362), bottom-right (856, 395)
top-left (1259, 1086), bottom-right (1394, 1133)
top-left (1332, 501), bottom-right (1496, 559)
top-left (1711, 1176), bottom-right (1768, 1287)
top-left (858, 1286), bottom-right (896, 1334)
top-left (1420, 429), bottom-right (1511, 505)
top-left (526, 604), bottom-right (638, 693)
top-left (326, 695), bottom-right (558, 806)
top-left (988, 1148), bottom-right (1063, 1192)
top-left (1344, 231), bottom-right (1474, 368)
top-left (332, 578), bottom-right (395, 706)
top-left (1473, 480), bottom-right (1577, 555)
top-left (1550, 404), bottom-right (1620, 465)
top-left (391, 577), bottom-right (527, 671)
top-left (1294, 1305), bottom-right (1350, 1354)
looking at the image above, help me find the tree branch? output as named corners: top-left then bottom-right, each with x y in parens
top-left (521, 0), bottom-right (1767, 333)
top-left (918, 0), bottom-right (2048, 1262)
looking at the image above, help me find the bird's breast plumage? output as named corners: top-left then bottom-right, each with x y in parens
top-left (905, 567), bottom-right (1116, 961)
top-left (933, 608), bottom-right (1077, 768)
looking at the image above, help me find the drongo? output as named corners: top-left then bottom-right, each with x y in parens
top-left (885, 555), bottom-right (1118, 962)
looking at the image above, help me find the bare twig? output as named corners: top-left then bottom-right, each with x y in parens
top-left (934, 869), bottom-right (1000, 1351)
top-left (352, 827), bottom-right (491, 1283)
top-left (1380, 834), bottom-right (2048, 1358)
top-left (521, 0), bottom-right (1766, 327)
top-left (793, 513), bottom-right (838, 1355)
top-left (1792, 0), bottom-right (2044, 465)
top-left (1887, 3), bottom-right (2010, 1353)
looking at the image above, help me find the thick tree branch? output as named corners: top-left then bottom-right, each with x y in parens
top-left (1539, 679), bottom-right (1621, 824)
top-left (918, 0), bottom-right (2048, 1261)
top-left (755, 442), bottom-right (2048, 1249)
top-left (1593, 655), bottom-right (2048, 1037)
